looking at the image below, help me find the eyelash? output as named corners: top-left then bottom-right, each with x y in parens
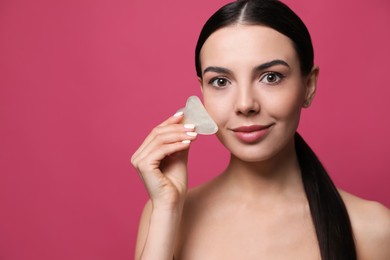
top-left (208, 77), bottom-right (230, 89)
top-left (207, 71), bottom-right (285, 89)
top-left (259, 72), bottom-right (285, 85)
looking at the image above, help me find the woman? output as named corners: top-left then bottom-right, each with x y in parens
top-left (131, 0), bottom-right (390, 259)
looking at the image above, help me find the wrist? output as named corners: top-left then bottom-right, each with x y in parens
top-left (152, 199), bottom-right (185, 214)
top-left (151, 191), bottom-right (186, 212)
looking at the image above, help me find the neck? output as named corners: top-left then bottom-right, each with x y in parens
top-left (222, 139), bottom-right (305, 201)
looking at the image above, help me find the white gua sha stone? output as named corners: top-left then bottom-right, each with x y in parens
top-left (178, 96), bottom-right (218, 135)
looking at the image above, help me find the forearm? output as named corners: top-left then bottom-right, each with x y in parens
top-left (138, 206), bottom-right (183, 260)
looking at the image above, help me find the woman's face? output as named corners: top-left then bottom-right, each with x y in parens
top-left (199, 25), bottom-right (317, 162)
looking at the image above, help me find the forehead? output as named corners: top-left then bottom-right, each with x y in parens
top-left (200, 25), bottom-right (298, 70)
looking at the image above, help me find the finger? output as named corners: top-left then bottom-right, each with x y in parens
top-left (133, 140), bottom-right (192, 179)
top-left (132, 112), bottom-right (184, 158)
top-left (132, 123), bottom-right (195, 163)
top-left (134, 130), bottom-right (197, 166)
top-left (131, 128), bottom-right (196, 168)
top-left (132, 116), bottom-right (195, 160)
top-left (158, 111), bottom-right (184, 127)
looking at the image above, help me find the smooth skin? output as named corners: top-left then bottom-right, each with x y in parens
top-left (132, 25), bottom-right (390, 260)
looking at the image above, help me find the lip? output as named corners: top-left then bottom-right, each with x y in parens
top-left (232, 124), bottom-right (273, 143)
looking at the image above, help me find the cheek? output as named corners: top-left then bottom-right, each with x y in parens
top-left (262, 90), bottom-right (305, 127)
top-left (203, 91), bottom-right (233, 126)
top-left (204, 99), bottom-right (227, 126)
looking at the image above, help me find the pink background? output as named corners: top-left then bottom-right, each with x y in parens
top-left (1, 0), bottom-right (389, 259)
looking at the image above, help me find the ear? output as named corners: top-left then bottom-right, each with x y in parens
top-left (198, 77), bottom-right (203, 94)
top-left (303, 65), bottom-right (319, 108)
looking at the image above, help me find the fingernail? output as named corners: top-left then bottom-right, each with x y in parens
top-left (182, 140), bottom-right (191, 144)
top-left (174, 111), bottom-right (184, 117)
top-left (184, 124), bottom-right (195, 129)
top-left (186, 132), bottom-right (197, 137)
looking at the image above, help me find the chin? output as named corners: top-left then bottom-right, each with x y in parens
top-left (232, 149), bottom-right (278, 163)
top-left (220, 135), bottom-right (295, 164)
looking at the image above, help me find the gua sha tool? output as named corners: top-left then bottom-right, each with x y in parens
top-left (179, 96), bottom-right (218, 135)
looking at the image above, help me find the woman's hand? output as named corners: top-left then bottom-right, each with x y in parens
top-left (131, 111), bottom-right (197, 210)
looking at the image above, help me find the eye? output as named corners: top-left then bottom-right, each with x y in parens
top-left (209, 77), bottom-right (230, 88)
top-left (260, 72), bottom-right (284, 85)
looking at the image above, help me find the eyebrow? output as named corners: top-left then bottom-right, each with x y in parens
top-left (253, 59), bottom-right (290, 72)
top-left (202, 59), bottom-right (290, 76)
top-left (203, 66), bottom-right (232, 76)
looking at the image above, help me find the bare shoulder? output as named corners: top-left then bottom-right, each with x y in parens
top-left (339, 189), bottom-right (390, 228)
top-left (176, 178), bottom-right (223, 253)
top-left (186, 172), bottom-right (227, 202)
top-left (184, 179), bottom-right (219, 211)
top-left (181, 176), bottom-right (226, 224)
top-left (339, 189), bottom-right (390, 259)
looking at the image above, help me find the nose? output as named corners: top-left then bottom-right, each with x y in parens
top-left (235, 85), bottom-right (260, 116)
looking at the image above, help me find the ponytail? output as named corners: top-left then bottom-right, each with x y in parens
top-left (295, 132), bottom-right (357, 259)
